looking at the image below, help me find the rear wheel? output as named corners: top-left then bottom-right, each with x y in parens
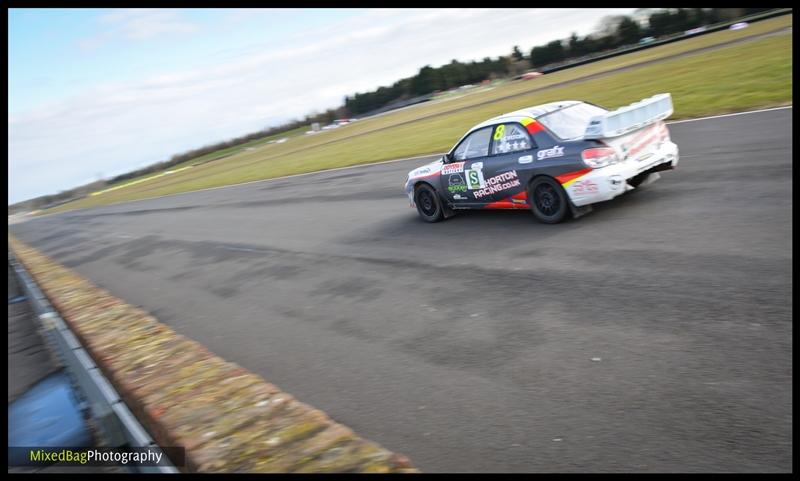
top-left (414, 184), bottom-right (444, 223)
top-left (529, 177), bottom-right (568, 224)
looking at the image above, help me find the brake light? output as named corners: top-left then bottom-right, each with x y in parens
top-left (582, 146), bottom-right (618, 168)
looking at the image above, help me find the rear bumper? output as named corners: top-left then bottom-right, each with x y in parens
top-left (565, 141), bottom-right (679, 207)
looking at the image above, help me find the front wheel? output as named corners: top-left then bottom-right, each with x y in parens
top-left (414, 184), bottom-right (445, 223)
top-left (529, 177), bottom-right (568, 224)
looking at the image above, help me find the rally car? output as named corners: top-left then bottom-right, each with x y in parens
top-left (404, 93), bottom-right (679, 223)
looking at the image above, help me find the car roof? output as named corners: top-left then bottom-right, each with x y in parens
top-left (468, 100), bottom-right (584, 133)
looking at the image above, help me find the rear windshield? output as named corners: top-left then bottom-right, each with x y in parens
top-left (537, 102), bottom-right (608, 140)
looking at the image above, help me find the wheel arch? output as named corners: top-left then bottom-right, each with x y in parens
top-left (414, 179), bottom-right (455, 218)
top-left (527, 173), bottom-right (561, 191)
top-left (413, 179), bottom-right (438, 192)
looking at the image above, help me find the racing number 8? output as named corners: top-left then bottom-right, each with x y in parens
top-left (493, 124), bottom-right (505, 141)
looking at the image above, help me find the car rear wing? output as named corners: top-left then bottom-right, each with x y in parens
top-left (584, 93), bottom-right (673, 139)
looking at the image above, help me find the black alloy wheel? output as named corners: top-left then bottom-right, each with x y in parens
top-left (529, 176), bottom-right (568, 224)
top-left (414, 184), bottom-right (444, 223)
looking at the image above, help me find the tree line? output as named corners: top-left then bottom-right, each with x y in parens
top-left (528, 8), bottom-right (774, 69)
top-left (344, 56), bottom-right (513, 115)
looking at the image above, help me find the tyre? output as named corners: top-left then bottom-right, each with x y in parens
top-left (529, 176), bottom-right (568, 224)
top-left (414, 183), bottom-right (445, 223)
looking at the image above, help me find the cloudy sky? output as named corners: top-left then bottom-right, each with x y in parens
top-left (8, 8), bottom-right (636, 204)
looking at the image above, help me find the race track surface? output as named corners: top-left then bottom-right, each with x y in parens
top-left (11, 108), bottom-right (792, 472)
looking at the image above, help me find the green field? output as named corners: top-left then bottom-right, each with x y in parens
top-left (45, 15), bottom-right (792, 214)
top-left (112, 123), bottom-right (311, 182)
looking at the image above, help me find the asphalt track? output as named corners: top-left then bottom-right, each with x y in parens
top-left (10, 108), bottom-right (792, 472)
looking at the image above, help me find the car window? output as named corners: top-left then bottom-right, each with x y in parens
top-left (491, 123), bottom-right (533, 155)
top-left (536, 102), bottom-right (608, 140)
top-left (453, 127), bottom-right (492, 160)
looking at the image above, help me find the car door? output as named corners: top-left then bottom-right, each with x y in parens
top-left (442, 126), bottom-right (493, 207)
top-left (478, 122), bottom-right (536, 203)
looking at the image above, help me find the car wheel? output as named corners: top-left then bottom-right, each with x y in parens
top-left (529, 176), bottom-right (568, 224)
top-left (414, 183), bottom-right (445, 223)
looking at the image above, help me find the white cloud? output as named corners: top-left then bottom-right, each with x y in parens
top-left (78, 8), bottom-right (198, 49)
top-left (10, 8), bottom-right (634, 203)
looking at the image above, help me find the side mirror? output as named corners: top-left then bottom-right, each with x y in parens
top-left (442, 153), bottom-right (451, 163)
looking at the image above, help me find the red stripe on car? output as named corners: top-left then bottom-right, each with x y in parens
top-left (484, 201), bottom-right (530, 209)
top-left (411, 172), bottom-right (440, 181)
top-left (555, 168), bottom-right (593, 185)
top-left (526, 122), bottom-right (544, 134)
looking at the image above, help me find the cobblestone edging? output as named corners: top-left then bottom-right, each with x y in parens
top-left (9, 236), bottom-right (417, 473)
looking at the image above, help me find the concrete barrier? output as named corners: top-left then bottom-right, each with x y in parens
top-left (8, 235), bottom-right (417, 473)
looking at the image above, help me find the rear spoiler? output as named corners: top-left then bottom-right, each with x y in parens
top-left (584, 93), bottom-right (673, 139)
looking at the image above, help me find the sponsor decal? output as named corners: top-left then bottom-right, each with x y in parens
top-left (473, 171), bottom-right (521, 199)
top-left (572, 179), bottom-right (599, 195)
top-left (409, 162), bottom-right (442, 179)
top-left (631, 123), bottom-right (657, 144)
top-left (627, 133), bottom-right (658, 160)
top-left (518, 155), bottom-right (533, 164)
top-left (442, 162), bottom-right (465, 175)
top-left (537, 145), bottom-right (565, 160)
top-left (621, 124), bottom-right (659, 160)
top-left (447, 174), bottom-right (467, 194)
top-left (465, 163), bottom-right (485, 189)
top-left (453, 194), bottom-right (467, 200)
